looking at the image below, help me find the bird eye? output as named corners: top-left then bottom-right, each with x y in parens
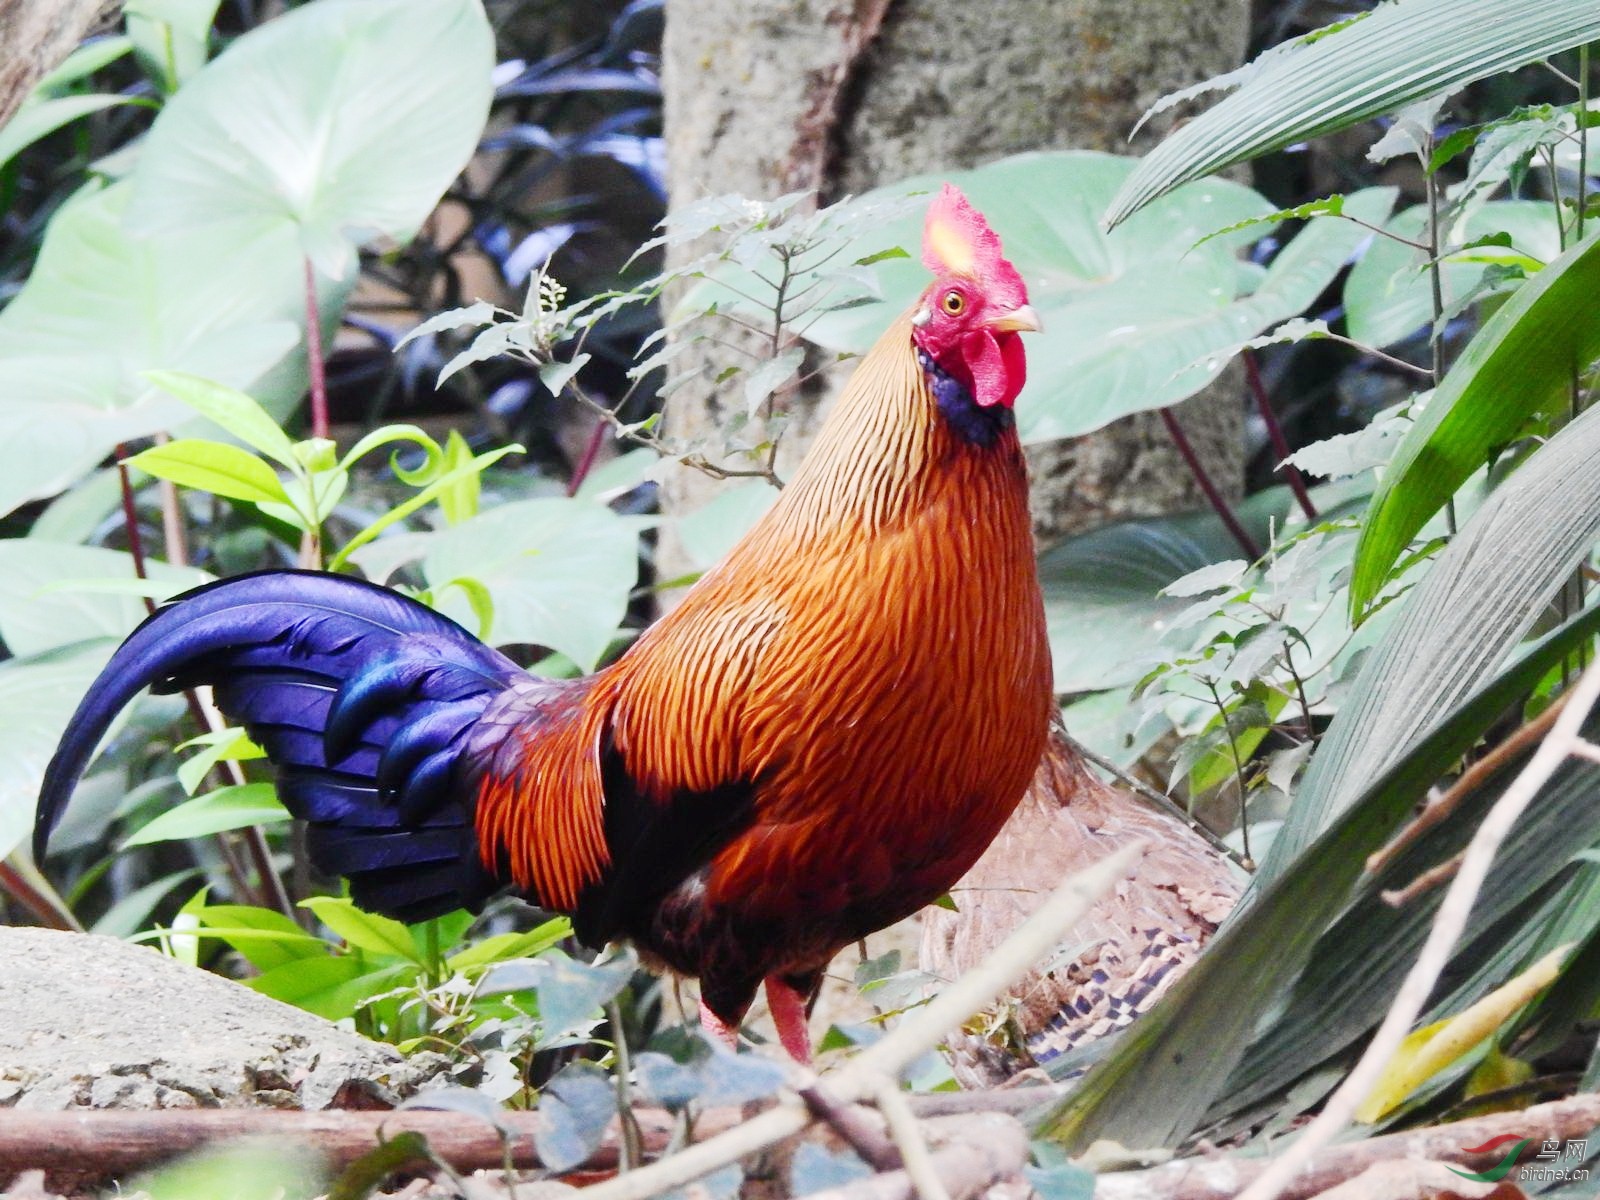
top-left (941, 290), bottom-right (965, 315)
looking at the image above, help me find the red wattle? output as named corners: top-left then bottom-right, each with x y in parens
top-left (963, 329), bottom-right (1027, 408)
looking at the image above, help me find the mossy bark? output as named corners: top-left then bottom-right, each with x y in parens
top-left (657, 0), bottom-right (1251, 579)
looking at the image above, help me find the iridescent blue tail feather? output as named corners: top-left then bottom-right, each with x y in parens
top-left (35, 570), bottom-right (524, 921)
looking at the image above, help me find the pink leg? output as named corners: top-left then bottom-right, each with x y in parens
top-left (699, 998), bottom-right (740, 1051)
top-left (764, 976), bottom-right (813, 1065)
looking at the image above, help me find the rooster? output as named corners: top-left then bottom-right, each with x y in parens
top-left (34, 185), bottom-right (1051, 1063)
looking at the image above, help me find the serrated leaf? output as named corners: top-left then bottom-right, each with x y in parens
top-left (1104, 0), bottom-right (1600, 227)
top-left (1192, 195), bottom-right (1345, 250)
top-left (121, 782), bottom-right (288, 847)
top-left (1162, 560), bottom-right (1249, 598)
top-left (1343, 200), bottom-right (1561, 348)
top-left (539, 353), bottom-right (591, 396)
top-left (741, 346), bottom-right (804, 415)
top-left (395, 300), bottom-right (499, 350)
top-left (1043, 601), bottom-right (1600, 1152)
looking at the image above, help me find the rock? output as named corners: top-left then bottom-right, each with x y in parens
top-left (0, 927), bottom-right (448, 1111)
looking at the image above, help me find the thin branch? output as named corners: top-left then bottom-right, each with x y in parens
top-left (869, 1075), bottom-right (950, 1200)
top-left (1205, 678), bottom-right (1253, 864)
top-left (1325, 332), bottom-right (1433, 379)
top-left (1365, 689), bottom-right (1569, 877)
top-left (1379, 848), bottom-right (1464, 907)
top-left (797, 1079), bottom-right (901, 1171)
top-left (303, 257), bottom-right (330, 441)
top-left (1159, 407), bottom-right (1261, 560)
top-left (1243, 350), bottom-right (1316, 521)
top-left (1067, 736), bottom-right (1251, 872)
top-left (1238, 658), bottom-right (1600, 1200)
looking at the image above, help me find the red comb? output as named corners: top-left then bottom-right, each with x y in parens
top-left (920, 184), bottom-right (1027, 308)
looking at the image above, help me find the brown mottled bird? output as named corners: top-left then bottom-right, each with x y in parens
top-left (921, 724), bottom-right (1241, 1086)
top-left (35, 185), bottom-right (1051, 1065)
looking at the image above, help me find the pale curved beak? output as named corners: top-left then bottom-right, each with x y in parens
top-left (987, 304), bottom-right (1042, 334)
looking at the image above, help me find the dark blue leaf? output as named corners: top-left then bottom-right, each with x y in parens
top-left (634, 1050), bottom-right (703, 1110)
top-left (790, 1144), bottom-right (871, 1196)
top-left (535, 1062), bottom-right (616, 1173)
top-left (694, 1043), bottom-right (786, 1107)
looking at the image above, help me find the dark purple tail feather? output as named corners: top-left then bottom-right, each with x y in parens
top-left (36, 570), bottom-right (525, 922)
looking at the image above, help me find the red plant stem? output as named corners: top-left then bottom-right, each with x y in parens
top-left (114, 447), bottom-right (154, 610)
top-left (1159, 407), bottom-right (1262, 561)
top-left (1243, 349), bottom-right (1318, 522)
top-left (567, 416), bottom-right (609, 497)
top-left (303, 257), bottom-right (329, 440)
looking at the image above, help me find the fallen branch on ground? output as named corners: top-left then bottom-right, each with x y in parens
top-left (1094, 1089), bottom-right (1600, 1200)
top-left (0, 1086), bottom-right (1066, 1179)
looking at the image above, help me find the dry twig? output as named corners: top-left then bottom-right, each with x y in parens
top-left (1094, 1089), bottom-right (1600, 1200)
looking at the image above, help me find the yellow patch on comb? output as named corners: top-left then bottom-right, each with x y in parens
top-left (925, 215), bottom-right (976, 277)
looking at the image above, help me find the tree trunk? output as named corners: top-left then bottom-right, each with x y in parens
top-left (0, 0), bottom-right (121, 132)
top-left (657, 0), bottom-right (1251, 581)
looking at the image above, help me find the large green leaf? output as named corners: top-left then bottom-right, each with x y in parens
top-left (1349, 229), bottom-right (1600, 617)
top-left (417, 497), bottom-right (647, 671)
top-left (0, 180), bottom-right (304, 518)
top-left (0, 642), bottom-right (118, 861)
top-left (1269, 397), bottom-right (1600, 878)
top-left (124, 0), bottom-right (494, 277)
top-left (0, 541), bottom-right (207, 657)
top-left (1343, 200), bottom-right (1563, 349)
top-left (798, 155), bottom-right (1391, 442)
top-left (1040, 601), bottom-right (1600, 1152)
top-left (1104, 0), bottom-right (1600, 227)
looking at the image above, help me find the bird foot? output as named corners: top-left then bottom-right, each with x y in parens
top-left (764, 976), bottom-right (813, 1065)
top-left (699, 999), bottom-right (741, 1052)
